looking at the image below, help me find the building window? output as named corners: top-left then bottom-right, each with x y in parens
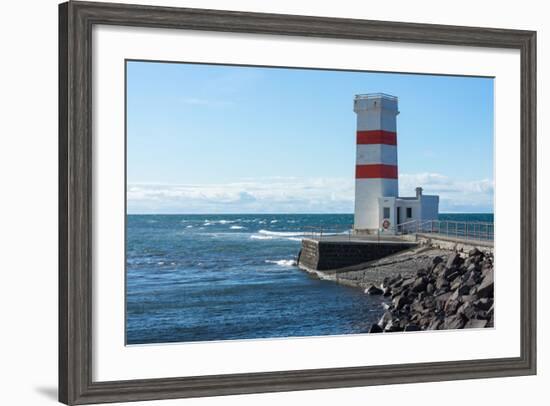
top-left (406, 207), bottom-right (412, 218)
top-left (383, 207), bottom-right (390, 219)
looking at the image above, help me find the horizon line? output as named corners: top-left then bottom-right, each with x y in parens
top-left (126, 212), bottom-right (495, 215)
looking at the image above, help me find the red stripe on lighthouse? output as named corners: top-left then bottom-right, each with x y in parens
top-left (356, 130), bottom-right (397, 145)
top-left (356, 164), bottom-right (398, 179)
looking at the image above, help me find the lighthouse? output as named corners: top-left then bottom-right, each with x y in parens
top-left (353, 93), bottom-right (399, 231)
top-left (353, 93), bottom-right (439, 233)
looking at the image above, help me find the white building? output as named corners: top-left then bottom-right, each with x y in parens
top-left (353, 93), bottom-right (439, 234)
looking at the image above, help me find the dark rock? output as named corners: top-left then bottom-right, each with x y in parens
top-left (369, 323), bottom-right (383, 333)
top-left (444, 299), bottom-right (461, 315)
top-left (401, 277), bottom-right (416, 290)
top-left (423, 296), bottom-right (436, 310)
top-left (435, 292), bottom-right (452, 305)
top-left (435, 274), bottom-right (450, 290)
top-left (446, 252), bottom-right (464, 269)
top-left (384, 319), bottom-right (403, 332)
top-left (393, 294), bottom-right (411, 310)
top-left (462, 272), bottom-right (478, 288)
top-left (365, 285), bottom-right (384, 295)
top-left (390, 274), bottom-right (404, 287)
top-left (457, 301), bottom-right (477, 319)
top-left (432, 262), bottom-right (446, 275)
top-left (412, 276), bottom-right (428, 293)
top-left (464, 319), bottom-right (488, 329)
top-left (450, 279), bottom-right (462, 291)
top-left (443, 314), bottom-right (467, 330)
top-left (481, 266), bottom-right (493, 281)
top-left (474, 298), bottom-right (493, 311)
top-left (427, 318), bottom-right (443, 330)
top-left (426, 283), bottom-right (435, 295)
top-left (383, 286), bottom-right (392, 296)
top-left (468, 247), bottom-right (482, 257)
top-left (432, 256), bottom-right (444, 266)
top-left (411, 301), bottom-right (425, 313)
top-left (449, 289), bottom-right (462, 301)
top-left (416, 268), bottom-right (428, 277)
top-left (463, 257), bottom-right (475, 269)
top-left (456, 284), bottom-right (471, 296)
top-left (446, 271), bottom-right (460, 282)
top-left (378, 311), bottom-right (393, 329)
top-left (404, 324), bottom-right (420, 332)
top-left (476, 269), bottom-right (494, 299)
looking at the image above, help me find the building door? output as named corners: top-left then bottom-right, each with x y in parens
top-left (397, 207), bottom-right (402, 224)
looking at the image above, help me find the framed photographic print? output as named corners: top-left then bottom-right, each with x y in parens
top-left (59, 1), bottom-right (536, 404)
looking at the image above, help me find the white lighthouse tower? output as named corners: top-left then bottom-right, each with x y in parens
top-left (353, 93), bottom-right (439, 233)
top-left (353, 93), bottom-right (399, 232)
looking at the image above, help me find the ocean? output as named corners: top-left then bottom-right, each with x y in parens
top-left (126, 213), bottom-right (493, 345)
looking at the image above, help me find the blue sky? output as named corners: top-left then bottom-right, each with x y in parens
top-left (126, 61), bottom-right (494, 214)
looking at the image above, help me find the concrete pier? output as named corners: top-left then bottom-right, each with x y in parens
top-left (298, 237), bottom-right (417, 271)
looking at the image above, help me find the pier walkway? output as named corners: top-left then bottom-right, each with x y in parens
top-left (298, 220), bottom-right (493, 271)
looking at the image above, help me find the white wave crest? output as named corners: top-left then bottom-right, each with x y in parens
top-left (250, 235), bottom-right (272, 240)
top-left (230, 225), bottom-right (244, 229)
top-left (265, 259), bottom-right (297, 267)
top-left (258, 229), bottom-right (304, 237)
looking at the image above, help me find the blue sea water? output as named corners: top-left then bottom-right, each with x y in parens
top-left (126, 213), bottom-right (493, 345)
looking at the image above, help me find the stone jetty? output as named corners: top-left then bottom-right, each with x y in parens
top-left (366, 247), bottom-right (494, 332)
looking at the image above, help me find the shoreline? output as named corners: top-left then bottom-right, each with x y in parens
top-left (299, 244), bottom-right (494, 332)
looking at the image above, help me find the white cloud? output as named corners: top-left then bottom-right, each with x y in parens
top-left (127, 177), bottom-right (354, 214)
top-left (399, 173), bottom-right (494, 212)
top-left (128, 173), bottom-right (493, 214)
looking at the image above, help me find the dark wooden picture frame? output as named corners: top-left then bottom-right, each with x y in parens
top-left (59, 1), bottom-right (537, 404)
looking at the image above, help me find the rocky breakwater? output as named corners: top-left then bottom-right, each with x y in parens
top-left (366, 248), bottom-right (494, 333)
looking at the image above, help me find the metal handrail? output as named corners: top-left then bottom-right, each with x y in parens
top-left (303, 224), bottom-right (353, 241)
top-left (395, 219), bottom-right (494, 241)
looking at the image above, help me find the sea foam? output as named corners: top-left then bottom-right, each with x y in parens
top-left (265, 259), bottom-right (297, 267)
top-left (258, 229), bottom-right (304, 237)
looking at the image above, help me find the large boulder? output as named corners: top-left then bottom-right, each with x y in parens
top-left (427, 319), bottom-right (443, 330)
top-left (446, 252), bottom-right (464, 269)
top-left (476, 269), bottom-right (494, 299)
top-left (474, 298), bottom-right (493, 311)
top-left (426, 283), bottom-right (435, 295)
top-left (444, 298), bottom-right (462, 315)
top-left (365, 285), bottom-right (384, 295)
top-left (368, 323), bottom-right (383, 333)
top-left (432, 256), bottom-right (444, 266)
top-left (468, 247), bottom-right (483, 258)
top-left (465, 319), bottom-right (488, 329)
top-left (435, 274), bottom-right (450, 290)
top-left (443, 314), bottom-right (467, 330)
top-left (457, 301), bottom-right (477, 319)
top-left (404, 324), bottom-right (420, 332)
top-left (393, 294), bottom-right (411, 310)
top-left (378, 311), bottom-right (393, 329)
top-left (412, 276), bottom-right (428, 293)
